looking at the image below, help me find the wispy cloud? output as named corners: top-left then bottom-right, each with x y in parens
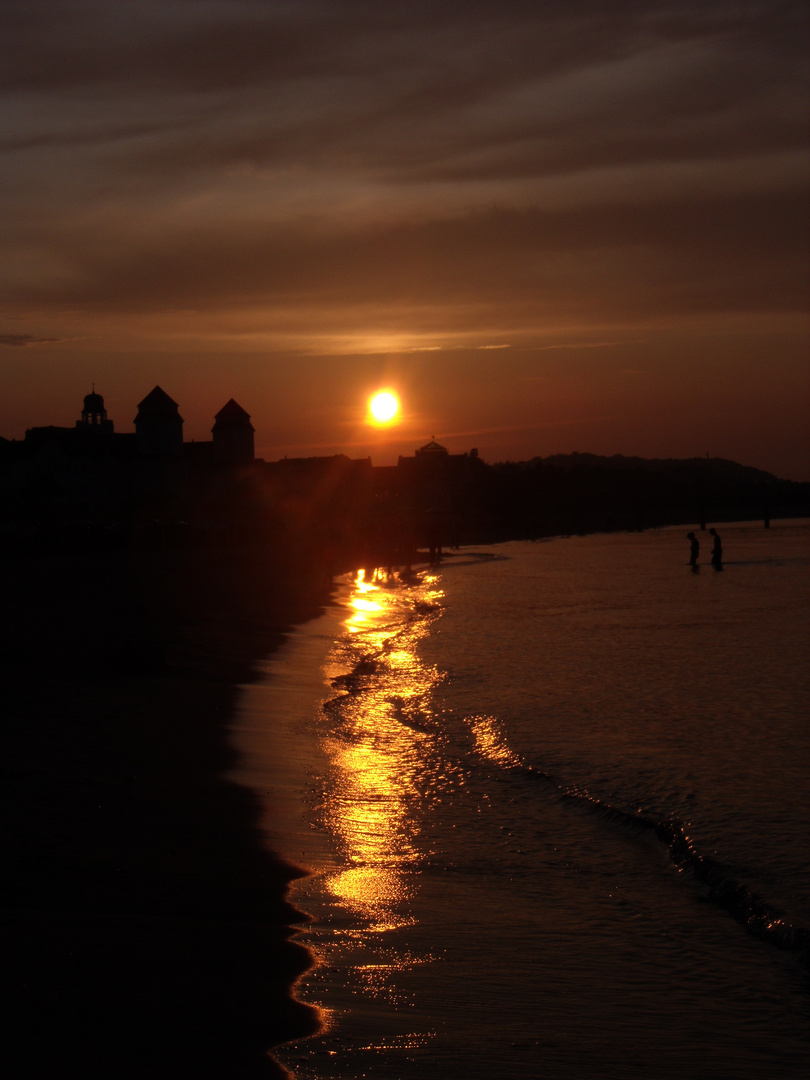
top-left (0, 333), bottom-right (61, 347)
top-left (2, 1), bottom-right (806, 329)
top-left (0, 1), bottom-right (807, 477)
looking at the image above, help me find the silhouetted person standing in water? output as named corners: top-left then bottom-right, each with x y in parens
top-left (687, 531), bottom-right (700, 572)
top-left (709, 527), bottom-right (723, 570)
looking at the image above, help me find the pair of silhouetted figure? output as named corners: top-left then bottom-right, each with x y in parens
top-left (686, 529), bottom-right (723, 572)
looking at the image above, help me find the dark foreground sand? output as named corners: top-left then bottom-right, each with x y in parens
top-left (1, 542), bottom-right (331, 1078)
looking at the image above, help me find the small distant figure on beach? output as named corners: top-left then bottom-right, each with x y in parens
top-left (709, 528), bottom-right (723, 570)
top-left (687, 531), bottom-right (700, 571)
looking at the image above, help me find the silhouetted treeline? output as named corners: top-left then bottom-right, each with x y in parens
top-left (472, 454), bottom-right (809, 541)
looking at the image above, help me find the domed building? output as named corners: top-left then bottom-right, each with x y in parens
top-left (414, 437), bottom-right (449, 459)
top-left (76, 387), bottom-right (114, 434)
top-left (24, 387), bottom-right (119, 452)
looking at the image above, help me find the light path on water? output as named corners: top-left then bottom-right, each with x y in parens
top-left (232, 522), bottom-right (810, 1079)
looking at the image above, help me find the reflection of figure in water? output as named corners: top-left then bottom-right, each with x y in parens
top-left (687, 531), bottom-right (700, 571)
top-left (709, 527), bottom-right (723, 570)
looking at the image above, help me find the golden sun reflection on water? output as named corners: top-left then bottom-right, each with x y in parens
top-left (320, 570), bottom-right (443, 934)
top-left (345, 597), bottom-right (383, 632)
top-left (470, 714), bottom-right (523, 768)
top-left (280, 568), bottom-right (453, 1066)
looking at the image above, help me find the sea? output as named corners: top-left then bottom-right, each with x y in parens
top-left (231, 520), bottom-right (810, 1080)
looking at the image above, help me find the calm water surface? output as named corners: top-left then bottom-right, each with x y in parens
top-left (233, 521), bottom-right (810, 1079)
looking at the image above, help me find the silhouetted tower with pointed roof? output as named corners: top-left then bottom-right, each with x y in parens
top-left (76, 387), bottom-right (114, 434)
top-left (212, 399), bottom-right (255, 465)
top-left (134, 386), bottom-right (184, 458)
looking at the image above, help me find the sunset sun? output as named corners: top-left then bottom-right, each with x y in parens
top-left (368, 390), bottom-right (400, 426)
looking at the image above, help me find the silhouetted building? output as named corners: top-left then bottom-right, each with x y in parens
top-left (78, 389), bottom-right (114, 434)
top-left (22, 389), bottom-right (129, 459)
top-left (415, 438), bottom-right (448, 460)
top-left (212, 399), bottom-right (255, 465)
top-left (134, 386), bottom-right (184, 458)
top-left (393, 438), bottom-right (483, 506)
top-left (364, 438), bottom-right (487, 554)
top-left (398, 438), bottom-right (480, 476)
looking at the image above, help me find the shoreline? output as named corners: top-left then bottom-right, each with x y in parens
top-left (2, 544), bottom-right (332, 1078)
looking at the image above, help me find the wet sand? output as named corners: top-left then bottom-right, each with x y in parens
top-left (1, 543), bottom-right (331, 1078)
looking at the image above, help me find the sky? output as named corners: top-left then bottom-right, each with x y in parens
top-left (1, 0), bottom-right (808, 478)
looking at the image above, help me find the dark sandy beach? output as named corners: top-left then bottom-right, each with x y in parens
top-left (1, 541), bottom-right (330, 1078)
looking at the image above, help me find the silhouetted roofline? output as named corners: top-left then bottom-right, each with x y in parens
top-left (417, 438), bottom-right (448, 455)
top-left (213, 399), bottom-right (253, 425)
top-left (136, 386), bottom-right (180, 412)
